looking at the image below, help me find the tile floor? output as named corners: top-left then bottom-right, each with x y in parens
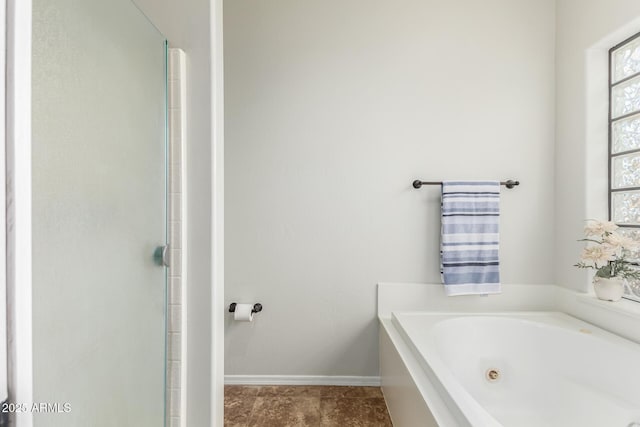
top-left (224, 385), bottom-right (393, 427)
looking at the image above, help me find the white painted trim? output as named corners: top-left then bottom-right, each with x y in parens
top-left (211, 0), bottom-right (224, 425)
top-left (224, 375), bottom-right (381, 387)
top-left (6, 0), bottom-right (33, 425)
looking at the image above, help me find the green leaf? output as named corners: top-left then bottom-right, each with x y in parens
top-left (596, 265), bottom-right (612, 278)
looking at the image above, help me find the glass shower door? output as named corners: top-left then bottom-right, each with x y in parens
top-left (31, 0), bottom-right (167, 425)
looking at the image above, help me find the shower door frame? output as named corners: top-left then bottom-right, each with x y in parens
top-left (5, 0), bottom-right (226, 425)
top-left (6, 0), bottom-right (170, 425)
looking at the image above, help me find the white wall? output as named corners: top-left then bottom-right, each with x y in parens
top-left (555, 0), bottom-right (640, 291)
top-left (225, 0), bottom-right (556, 378)
top-left (131, 0), bottom-right (224, 425)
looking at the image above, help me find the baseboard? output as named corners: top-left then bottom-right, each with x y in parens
top-left (224, 375), bottom-right (381, 387)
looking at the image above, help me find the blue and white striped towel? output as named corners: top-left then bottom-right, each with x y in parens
top-left (440, 181), bottom-right (501, 296)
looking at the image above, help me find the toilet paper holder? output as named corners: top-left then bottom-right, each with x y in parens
top-left (229, 302), bottom-right (263, 314)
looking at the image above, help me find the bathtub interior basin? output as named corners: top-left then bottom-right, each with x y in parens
top-left (391, 311), bottom-right (640, 427)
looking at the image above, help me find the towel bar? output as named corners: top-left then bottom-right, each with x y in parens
top-left (412, 180), bottom-right (520, 189)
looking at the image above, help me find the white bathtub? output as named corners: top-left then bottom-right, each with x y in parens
top-left (380, 312), bottom-right (640, 427)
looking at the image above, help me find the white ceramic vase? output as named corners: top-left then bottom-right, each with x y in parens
top-left (592, 276), bottom-right (625, 302)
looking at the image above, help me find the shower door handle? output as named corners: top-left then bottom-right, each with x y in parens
top-left (153, 244), bottom-right (170, 267)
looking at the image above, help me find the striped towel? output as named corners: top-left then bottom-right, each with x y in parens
top-left (440, 181), bottom-right (501, 296)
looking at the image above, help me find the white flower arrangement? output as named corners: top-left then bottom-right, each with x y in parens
top-left (574, 220), bottom-right (640, 280)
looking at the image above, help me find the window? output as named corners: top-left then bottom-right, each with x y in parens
top-left (609, 33), bottom-right (640, 302)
